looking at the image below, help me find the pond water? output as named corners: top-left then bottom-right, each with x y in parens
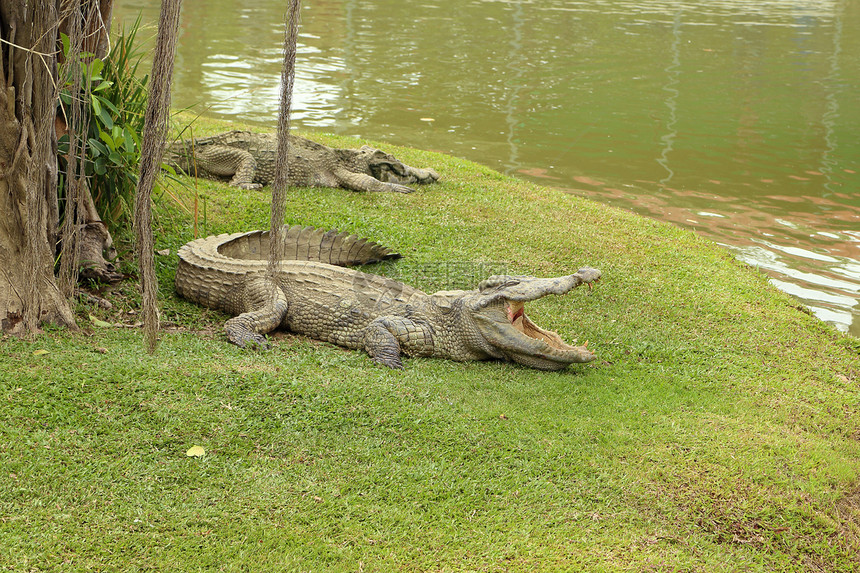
top-left (114, 0), bottom-right (860, 336)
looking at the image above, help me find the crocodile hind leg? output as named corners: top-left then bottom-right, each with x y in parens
top-left (363, 316), bottom-right (435, 369)
top-left (225, 278), bottom-right (288, 348)
top-left (195, 146), bottom-right (262, 190)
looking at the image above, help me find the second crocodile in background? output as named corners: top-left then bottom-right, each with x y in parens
top-left (165, 130), bottom-right (440, 193)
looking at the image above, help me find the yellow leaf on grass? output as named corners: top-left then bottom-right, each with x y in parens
top-left (33, 349), bottom-right (49, 356)
top-left (186, 445), bottom-right (205, 457)
top-left (89, 314), bottom-right (112, 328)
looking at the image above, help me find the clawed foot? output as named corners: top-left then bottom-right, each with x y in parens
top-left (576, 267), bottom-right (601, 287)
top-left (372, 355), bottom-right (405, 370)
top-left (234, 182), bottom-right (263, 190)
top-left (386, 183), bottom-right (416, 194)
top-left (227, 330), bottom-right (270, 350)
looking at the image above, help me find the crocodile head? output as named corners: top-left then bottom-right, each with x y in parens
top-left (461, 268), bottom-right (601, 370)
top-left (358, 145), bottom-right (440, 185)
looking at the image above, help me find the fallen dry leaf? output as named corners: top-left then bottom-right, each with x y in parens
top-left (186, 445), bottom-right (205, 457)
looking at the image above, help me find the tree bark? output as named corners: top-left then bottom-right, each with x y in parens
top-left (0, 0), bottom-right (76, 334)
top-left (267, 0), bottom-right (302, 278)
top-left (135, 0), bottom-right (184, 352)
top-left (59, 0), bottom-right (114, 60)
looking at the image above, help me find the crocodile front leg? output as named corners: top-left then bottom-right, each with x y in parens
top-left (363, 316), bottom-right (435, 369)
top-left (195, 145), bottom-right (262, 190)
top-left (333, 168), bottom-right (415, 194)
top-left (224, 277), bottom-right (288, 348)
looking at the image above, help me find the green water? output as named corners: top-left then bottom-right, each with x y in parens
top-left (114, 0), bottom-right (860, 335)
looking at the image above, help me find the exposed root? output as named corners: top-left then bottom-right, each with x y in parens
top-left (76, 221), bottom-right (123, 284)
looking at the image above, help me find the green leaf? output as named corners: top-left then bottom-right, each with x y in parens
top-left (57, 134), bottom-right (70, 156)
top-left (108, 151), bottom-right (123, 166)
top-left (92, 80), bottom-right (114, 93)
top-left (97, 97), bottom-right (120, 115)
top-left (60, 33), bottom-right (70, 58)
top-left (99, 130), bottom-right (116, 149)
top-left (97, 106), bottom-right (114, 131)
top-left (93, 156), bottom-right (107, 175)
top-left (88, 138), bottom-right (110, 157)
top-left (33, 349), bottom-right (50, 356)
top-left (122, 129), bottom-right (136, 153)
top-left (90, 93), bottom-right (102, 117)
top-left (88, 314), bottom-right (112, 328)
top-left (88, 58), bottom-right (105, 79)
top-left (128, 127), bottom-right (142, 149)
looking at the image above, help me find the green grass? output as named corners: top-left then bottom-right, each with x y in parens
top-left (2, 114), bottom-right (859, 571)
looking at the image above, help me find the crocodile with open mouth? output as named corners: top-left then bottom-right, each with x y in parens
top-left (175, 225), bottom-right (600, 370)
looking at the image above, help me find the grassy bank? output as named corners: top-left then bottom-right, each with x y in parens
top-left (2, 115), bottom-right (859, 571)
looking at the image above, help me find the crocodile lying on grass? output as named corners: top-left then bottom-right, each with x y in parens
top-left (165, 131), bottom-right (440, 193)
top-left (175, 225), bottom-right (600, 370)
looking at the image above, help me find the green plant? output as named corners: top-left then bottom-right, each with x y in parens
top-left (58, 17), bottom-right (149, 232)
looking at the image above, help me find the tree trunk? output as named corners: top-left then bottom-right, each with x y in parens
top-left (59, 0), bottom-right (114, 60)
top-left (0, 0), bottom-right (76, 334)
top-left (135, 0), bottom-right (184, 353)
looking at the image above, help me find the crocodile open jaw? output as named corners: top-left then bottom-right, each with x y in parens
top-left (505, 300), bottom-right (586, 352)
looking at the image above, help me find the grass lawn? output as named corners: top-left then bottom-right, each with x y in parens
top-left (2, 115), bottom-right (859, 571)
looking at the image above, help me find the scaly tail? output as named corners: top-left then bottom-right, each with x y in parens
top-left (216, 225), bottom-right (401, 266)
